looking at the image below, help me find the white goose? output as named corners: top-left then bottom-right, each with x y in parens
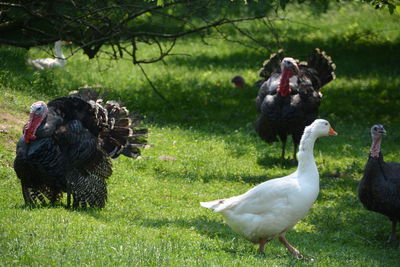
top-left (28, 40), bottom-right (71, 70)
top-left (200, 119), bottom-right (337, 258)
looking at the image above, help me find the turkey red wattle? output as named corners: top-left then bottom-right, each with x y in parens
top-left (23, 101), bottom-right (47, 143)
top-left (23, 113), bottom-right (42, 143)
top-left (277, 68), bottom-right (294, 97)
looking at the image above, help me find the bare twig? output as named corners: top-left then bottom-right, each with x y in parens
top-left (231, 23), bottom-right (267, 49)
top-left (262, 16), bottom-right (283, 49)
top-left (137, 63), bottom-right (170, 105)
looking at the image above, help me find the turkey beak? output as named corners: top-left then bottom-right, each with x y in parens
top-left (328, 127), bottom-right (338, 136)
top-left (379, 129), bottom-right (386, 135)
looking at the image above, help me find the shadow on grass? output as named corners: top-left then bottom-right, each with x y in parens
top-left (123, 38), bottom-right (400, 151)
top-left (3, 37), bottom-right (400, 132)
top-left (2, 35), bottom-right (400, 169)
top-left (136, 214), bottom-right (345, 261)
top-left (150, 161), bottom-right (273, 184)
top-left (16, 199), bottom-right (105, 219)
top-left (305, 176), bottom-right (400, 249)
top-left (256, 152), bottom-right (297, 170)
top-left (240, 174), bottom-right (270, 184)
top-left (138, 215), bottom-right (237, 242)
top-left (65, 207), bottom-right (104, 219)
top-left (167, 38), bottom-right (400, 77)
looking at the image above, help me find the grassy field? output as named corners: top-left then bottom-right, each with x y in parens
top-left (1, 2), bottom-right (400, 266)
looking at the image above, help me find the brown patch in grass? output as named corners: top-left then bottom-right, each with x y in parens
top-left (0, 107), bottom-right (26, 147)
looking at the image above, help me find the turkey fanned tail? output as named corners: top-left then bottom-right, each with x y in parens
top-left (305, 48), bottom-right (336, 89)
top-left (70, 89), bottom-right (148, 159)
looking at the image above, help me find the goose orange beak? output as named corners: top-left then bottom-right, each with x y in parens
top-left (328, 127), bottom-right (338, 136)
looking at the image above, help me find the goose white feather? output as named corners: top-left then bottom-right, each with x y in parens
top-left (28, 41), bottom-right (69, 70)
top-left (200, 119), bottom-right (337, 257)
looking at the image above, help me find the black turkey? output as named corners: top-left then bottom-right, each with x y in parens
top-left (358, 124), bottom-right (400, 242)
top-left (255, 49), bottom-right (335, 163)
top-left (14, 89), bottom-right (147, 208)
top-left (231, 75), bottom-right (245, 88)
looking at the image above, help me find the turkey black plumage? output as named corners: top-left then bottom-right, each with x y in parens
top-left (255, 49), bottom-right (335, 163)
top-left (358, 124), bottom-right (400, 242)
top-left (14, 89), bottom-right (147, 208)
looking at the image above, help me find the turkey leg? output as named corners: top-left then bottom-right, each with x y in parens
top-left (280, 135), bottom-right (287, 165)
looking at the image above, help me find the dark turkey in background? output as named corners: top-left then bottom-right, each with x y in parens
top-left (255, 48), bottom-right (335, 164)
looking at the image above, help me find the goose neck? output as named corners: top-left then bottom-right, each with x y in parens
top-left (299, 131), bottom-right (317, 154)
top-left (297, 132), bottom-right (317, 173)
top-left (54, 42), bottom-right (65, 60)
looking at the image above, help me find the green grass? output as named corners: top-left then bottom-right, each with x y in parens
top-left (1, 2), bottom-right (400, 266)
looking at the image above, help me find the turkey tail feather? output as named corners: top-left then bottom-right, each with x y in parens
top-left (307, 48), bottom-right (336, 88)
top-left (69, 88), bottom-right (148, 159)
top-left (103, 101), bottom-right (147, 159)
top-left (258, 49), bottom-right (284, 79)
top-left (66, 150), bottom-right (111, 208)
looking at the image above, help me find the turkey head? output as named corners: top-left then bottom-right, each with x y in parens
top-left (23, 101), bottom-right (48, 143)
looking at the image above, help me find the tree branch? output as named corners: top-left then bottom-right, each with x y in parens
top-left (137, 63), bottom-right (170, 105)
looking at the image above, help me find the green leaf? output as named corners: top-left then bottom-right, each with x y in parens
top-left (396, 5), bottom-right (400, 14)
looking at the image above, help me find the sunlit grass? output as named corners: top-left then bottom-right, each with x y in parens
top-left (1, 2), bottom-right (400, 266)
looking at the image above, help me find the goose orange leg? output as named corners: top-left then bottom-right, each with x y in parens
top-left (278, 234), bottom-right (303, 258)
top-left (258, 238), bottom-right (271, 254)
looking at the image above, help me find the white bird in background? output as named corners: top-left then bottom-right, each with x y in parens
top-left (28, 40), bottom-right (72, 70)
top-left (200, 119), bottom-right (337, 258)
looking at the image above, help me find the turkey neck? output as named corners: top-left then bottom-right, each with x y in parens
top-left (370, 135), bottom-right (382, 158)
top-left (297, 129), bottom-right (318, 182)
top-left (277, 68), bottom-right (293, 97)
